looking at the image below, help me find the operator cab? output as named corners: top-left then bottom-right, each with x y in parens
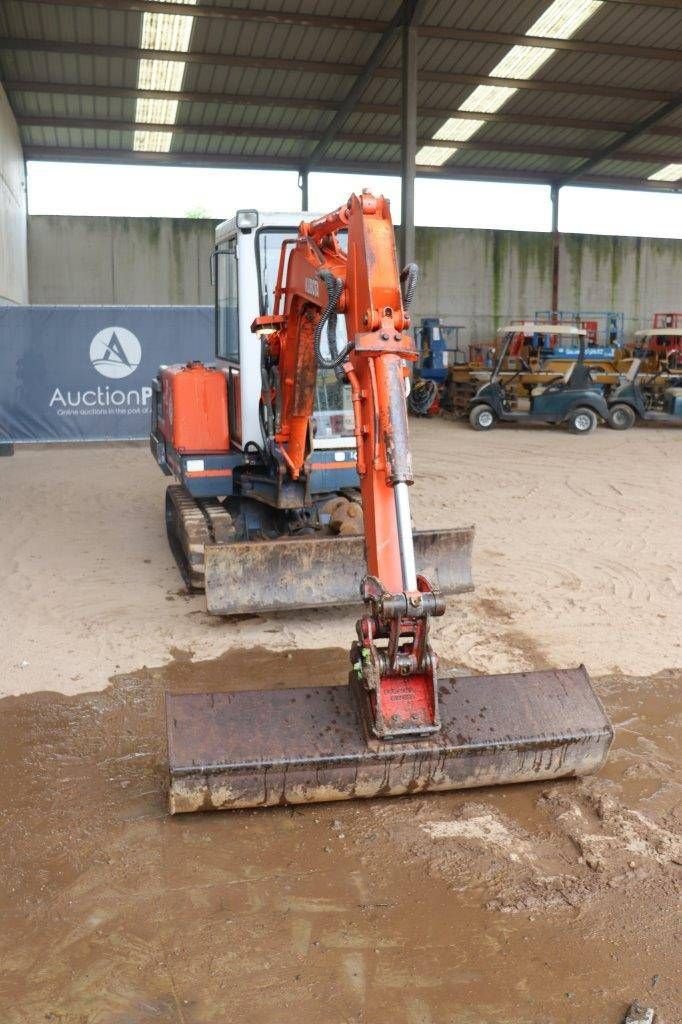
top-left (151, 208), bottom-right (359, 504)
top-left (213, 209), bottom-right (355, 453)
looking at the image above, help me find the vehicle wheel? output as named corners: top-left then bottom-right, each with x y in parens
top-left (567, 407), bottom-right (598, 435)
top-left (608, 403), bottom-right (636, 430)
top-left (469, 404), bottom-right (496, 431)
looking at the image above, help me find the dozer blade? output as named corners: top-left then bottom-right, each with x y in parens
top-left (204, 526), bottom-right (473, 616)
top-left (166, 665), bottom-right (613, 813)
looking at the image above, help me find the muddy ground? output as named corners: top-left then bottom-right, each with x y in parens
top-left (1, 424), bottom-right (680, 1022)
top-left (0, 647), bottom-right (679, 1024)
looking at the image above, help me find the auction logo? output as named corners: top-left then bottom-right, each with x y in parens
top-left (89, 326), bottom-right (141, 379)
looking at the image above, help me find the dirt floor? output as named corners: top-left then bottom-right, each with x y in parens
top-left (1, 420), bottom-right (681, 1023)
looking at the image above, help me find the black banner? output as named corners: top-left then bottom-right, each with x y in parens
top-left (0, 306), bottom-right (214, 443)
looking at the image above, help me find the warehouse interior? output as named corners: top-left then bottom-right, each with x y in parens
top-left (1, 2), bottom-right (681, 1023)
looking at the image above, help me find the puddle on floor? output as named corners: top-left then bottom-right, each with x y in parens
top-left (0, 648), bottom-right (679, 1023)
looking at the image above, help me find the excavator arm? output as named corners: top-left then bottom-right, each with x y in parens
top-left (252, 191), bottom-right (442, 739)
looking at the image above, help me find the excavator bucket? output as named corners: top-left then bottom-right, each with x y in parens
top-left (204, 526), bottom-right (474, 616)
top-left (166, 665), bottom-right (613, 812)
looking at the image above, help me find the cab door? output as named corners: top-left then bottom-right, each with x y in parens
top-left (213, 237), bottom-right (241, 445)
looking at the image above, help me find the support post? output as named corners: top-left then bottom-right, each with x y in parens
top-left (400, 0), bottom-right (419, 270)
top-left (299, 169), bottom-right (309, 211)
top-left (550, 183), bottom-right (560, 319)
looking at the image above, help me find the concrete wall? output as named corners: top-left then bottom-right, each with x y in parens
top-left (28, 216), bottom-right (217, 305)
top-left (0, 83), bottom-right (28, 304)
top-left (558, 233), bottom-right (682, 334)
top-left (27, 216), bottom-right (682, 343)
top-left (413, 227), bottom-right (682, 342)
top-left (413, 228), bottom-right (554, 342)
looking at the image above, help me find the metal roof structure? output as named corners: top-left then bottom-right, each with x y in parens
top-left (1, 0), bottom-right (681, 194)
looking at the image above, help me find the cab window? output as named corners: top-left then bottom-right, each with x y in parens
top-left (255, 227), bottom-right (354, 441)
top-left (215, 241), bottom-right (238, 362)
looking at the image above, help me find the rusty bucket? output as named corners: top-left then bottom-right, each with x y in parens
top-left (166, 665), bottom-right (613, 813)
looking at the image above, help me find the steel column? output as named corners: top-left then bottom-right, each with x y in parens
top-left (299, 170), bottom-right (309, 211)
top-left (550, 184), bottom-right (561, 317)
top-left (400, 0), bottom-right (419, 270)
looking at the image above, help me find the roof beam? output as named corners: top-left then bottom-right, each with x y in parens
top-left (15, 114), bottom-right (595, 158)
top-left (604, 0), bottom-right (682, 9)
top-left (415, 27), bottom-right (682, 64)
top-left (9, 78), bottom-right (682, 139)
top-left (5, 80), bottom-right (357, 114)
top-left (16, 0), bottom-right (389, 33)
top-left (22, 144), bottom-right (682, 193)
top-left (17, 114), bottom-right (682, 165)
top-left (21, 0), bottom-right (682, 63)
top-left (5, 80), bottom-right (656, 135)
top-left (559, 95), bottom-right (682, 183)
top-left (301, 1), bottom-right (404, 172)
top-left (0, 38), bottom-right (676, 103)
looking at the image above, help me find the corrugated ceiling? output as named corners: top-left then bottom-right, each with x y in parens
top-left (0, 0), bottom-right (680, 191)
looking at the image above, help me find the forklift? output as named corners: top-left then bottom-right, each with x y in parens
top-left (468, 325), bottom-right (608, 434)
top-left (607, 349), bottom-right (682, 429)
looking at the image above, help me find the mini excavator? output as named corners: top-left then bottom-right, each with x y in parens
top-left (160, 192), bottom-right (612, 812)
top-left (151, 207), bottom-right (472, 614)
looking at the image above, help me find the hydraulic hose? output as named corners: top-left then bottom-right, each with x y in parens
top-left (400, 263), bottom-right (419, 311)
top-left (314, 270), bottom-right (352, 369)
top-left (259, 338), bottom-right (274, 447)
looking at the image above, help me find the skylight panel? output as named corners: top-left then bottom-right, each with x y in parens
top-left (490, 45), bottom-right (555, 81)
top-left (137, 59), bottom-right (186, 93)
top-left (141, 12), bottom-right (195, 53)
top-left (133, 0), bottom-right (196, 155)
top-left (458, 85), bottom-right (518, 115)
top-left (529, 0), bottom-right (603, 40)
top-left (415, 145), bottom-right (458, 166)
top-left (648, 164), bottom-right (682, 182)
top-left (434, 118), bottom-right (486, 142)
top-left (136, 98), bottom-right (180, 124)
top-left (133, 130), bottom-right (174, 152)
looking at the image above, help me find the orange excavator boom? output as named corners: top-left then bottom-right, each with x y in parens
top-left (253, 190), bottom-right (441, 738)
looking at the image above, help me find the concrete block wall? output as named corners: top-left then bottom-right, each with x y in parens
top-left (28, 216), bottom-right (218, 305)
top-left (412, 227), bottom-right (555, 342)
top-left (0, 83), bottom-right (28, 304)
top-left (27, 216), bottom-right (681, 344)
top-left (412, 226), bottom-right (682, 343)
top-left (558, 233), bottom-right (682, 336)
